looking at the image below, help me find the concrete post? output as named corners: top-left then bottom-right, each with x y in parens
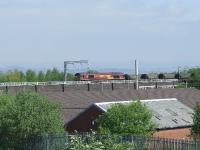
top-left (87, 83), bottom-right (90, 91)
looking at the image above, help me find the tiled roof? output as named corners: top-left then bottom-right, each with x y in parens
top-left (1, 85), bottom-right (200, 124)
top-left (37, 87), bottom-right (200, 123)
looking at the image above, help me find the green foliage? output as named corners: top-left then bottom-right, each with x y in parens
top-left (7, 70), bottom-right (26, 82)
top-left (0, 91), bottom-right (64, 149)
top-left (97, 101), bottom-right (156, 136)
top-left (0, 68), bottom-right (73, 82)
top-left (189, 68), bottom-right (200, 82)
top-left (65, 132), bottom-right (146, 150)
top-left (158, 73), bottom-right (165, 79)
top-left (174, 73), bottom-right (181, 79)
top-left (0, 70), bottom-right (25, 82)
top-left (66, 73), bottom-right (77, 81)
top-left (37, 70), bottom-right (46, 82)
top-left (192, 102), bottom-right (200, 139)
top-left (26, 69), bottom-right (37, 82)
top-left (45, 68), bottom-right (64, 81)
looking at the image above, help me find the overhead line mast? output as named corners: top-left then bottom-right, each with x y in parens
top-left (135, 60), bottom-right (139, 90)
top-left (64, 60), bottom-right (89, 81)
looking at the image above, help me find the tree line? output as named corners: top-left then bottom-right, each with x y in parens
top-left (1, 67), bottom-right (200, 83)
top-left (0, 68), bottom-right (76, 82)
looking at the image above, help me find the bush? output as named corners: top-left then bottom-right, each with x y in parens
top-left (97, 101), bottom-right (156, 136)
top-left (65, 132), bottom-right (148, 150)
top-left (0, 91), bottom-right (64, 149)
top-left (192, 102), bottom-right (200, 139)
top-left (140, 74), bottom-right (149, 79)
top-left (174, 73), bottom-right (181, 79)
top-left (158, 73), bottom-right (165, 79)
top-left (189, 68), bottom-right (200, 82)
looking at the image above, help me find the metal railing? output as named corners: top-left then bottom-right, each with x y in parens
top-left (0, 79), bottom-right (178, 87)
top-left (2, 134), bottom-right (200, 150)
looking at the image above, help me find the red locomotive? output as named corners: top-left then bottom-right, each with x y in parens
top-left (75, 72), bottom-right (126, 81)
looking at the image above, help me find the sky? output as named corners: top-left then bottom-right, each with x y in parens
top-left (0, 0), bottom-right (200, 73)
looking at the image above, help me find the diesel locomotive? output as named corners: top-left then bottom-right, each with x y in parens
top-left (75, 72), bottom-right (127, 81)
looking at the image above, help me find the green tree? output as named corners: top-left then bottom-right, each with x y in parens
top-left (45, 69), bottom-right (52, 81)
top-left (6, 70), bottom-right (25, 82)
top-left (192, 102), bottom-right (200, 139)
top-left (37, 70), bottom-right (46, 82)
top-left (45, 68), bottom-right (64, 81)
top-left (0, 94), bottom-right (17, 149)
top-left (66, 73), bottom-right (76, 81)
top-left (189, 68), bottom-right (200, 82)
top-left (0, 71), bottom-right (7, 82)
top-left (51, 68), bottom-right (59, 81)
top-left (97, 101), bottom-right (156, 136)
top-left (26, 69), bottom-right (37, 82)
top-left (174, 73), bottom-right (181, 79)
top-left (0, 91), bottom-right (64, 149)
top-left (158, 73), bottom-right (165, 79)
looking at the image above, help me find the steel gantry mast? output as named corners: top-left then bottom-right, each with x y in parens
top-left (64, 60), bottom-right (89, 81)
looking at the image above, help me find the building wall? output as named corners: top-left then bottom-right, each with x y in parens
top-left (153, 128), bottom-right (191, 139)
top-left (66, 105), bottom-right (103, 132)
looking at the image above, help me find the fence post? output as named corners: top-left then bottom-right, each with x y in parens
top-left (87, 83), bottom-right (90, 91)
top-left (5, 86), bottom-right (8, 94)
top-left (101, 83), bottom-right (103, 92)
top-left (127, 81), bottom-right (130, 90)
top-left (46, 135), bottom-right (49, 150)
top-left (155, 82), bottom-right (158, 89)
top-left (62, 84), bottom-right (65, 92)
top-left (111, 83), bottom-right (114, 91)
top-left (34, 85), bottom-right (37, 92)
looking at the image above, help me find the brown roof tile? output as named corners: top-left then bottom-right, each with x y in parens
top-left (38, 88), bottom-right (200, 123)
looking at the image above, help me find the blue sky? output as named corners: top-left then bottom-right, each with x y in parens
top-left (0, 0), bottom-right (200, 72)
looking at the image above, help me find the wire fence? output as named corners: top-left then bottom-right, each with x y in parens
top-left (2, 134), bottom-right (200, 150)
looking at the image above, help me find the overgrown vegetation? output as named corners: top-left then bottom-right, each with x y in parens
top-left (66, 133), bottom-right (200, 150)
top-left (65, 132), bottom-right (148, 150)
top-left (97, 101), bottom-right (156, 136)
top-left (0, 91), bottom-right (64, 149)
top-left (189, 68), bottom-right (200, 83)
top-left (192, 102), bottom-right (200, 140)
top-left (175, 68), bottom-right (200, 89)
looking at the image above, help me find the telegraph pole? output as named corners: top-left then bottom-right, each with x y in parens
top-left (135, 60), bottom-right (139, 90)
top-left (178, 66), bottom-right (181, 80)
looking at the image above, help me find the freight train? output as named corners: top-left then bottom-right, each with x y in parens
top-left (75, 72), bottom-right (129, 81)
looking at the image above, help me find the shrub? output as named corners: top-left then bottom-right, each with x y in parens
top-left (0, 91), bottom-right (64, 149)
top-left (192, 102), bottom-right (200, 140)
top-left (97, 101), bottom-right (156, 136)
